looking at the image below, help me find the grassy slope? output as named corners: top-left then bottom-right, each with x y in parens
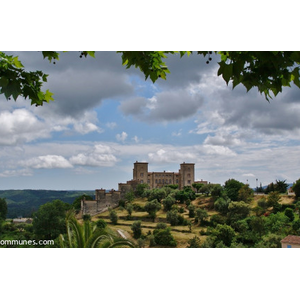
top-left (91, 194), bottom-right (296, 248)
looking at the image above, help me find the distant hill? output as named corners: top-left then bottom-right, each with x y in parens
top-left (0, 190), bottom-right (95, 218)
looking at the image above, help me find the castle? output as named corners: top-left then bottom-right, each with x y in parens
top-left (81, 161), bottom-right (205, 216)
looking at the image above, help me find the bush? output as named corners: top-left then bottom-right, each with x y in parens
top-left (96, 219), bottom-right (107, 229)
top-left (82, 214), bottom-right (91, 222)
top-left (210, 214), bottom-right (227, 226)
top-left (118, 199), bottom-right (126, 208)
top-left (284, 208), bottom-right (295, 222)
top-left (156, 222), bottom-right (167, 230)
top-left (187, 236), bottom-right (201, 248)
top-left (148, 234), bottom-right (156, 247)
top-left (132, 203), bottom-right (145, 212)
top-left (188, 204), bottom-right (195, 218)
top-left (153, 227), bottom-right (177, 247)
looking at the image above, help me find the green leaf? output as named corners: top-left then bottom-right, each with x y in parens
top-left (44, 90), bottom-right (54, 102)
top-left (0, 76), bottom-right (9, 88)
top-left (13, 56), bottom-right (24, 68)
top-left (222, 63), bottom-right (233, 84)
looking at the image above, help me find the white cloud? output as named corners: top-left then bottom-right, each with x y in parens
top-left (116, 131), bottom-right (128, 142)
top-left (0, 169), bottom-right (33, 178)
top-left (0, 109), bottom-right (50, 145)
top-left (22, 155), bottom-right (73, 169)
top-left (69, 144), bottom-right (118, 167)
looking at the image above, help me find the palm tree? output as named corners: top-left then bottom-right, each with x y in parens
top-left (59, 210), bottom-right (135, 248)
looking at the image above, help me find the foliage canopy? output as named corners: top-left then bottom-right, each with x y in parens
top-left (1, 51), bottom-right (300, 106)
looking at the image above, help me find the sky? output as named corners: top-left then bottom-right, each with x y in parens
top-left (1, 51), bottom-right (300, 190)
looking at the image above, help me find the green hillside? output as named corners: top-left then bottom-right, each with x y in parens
top-left (0, 190), bottom-right (95, 218)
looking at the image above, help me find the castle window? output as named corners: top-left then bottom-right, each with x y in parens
top-left (140, 173), bottom-right (144, 177)
top-left (155, 179), bottom-right (158, 183)
top-left (188, 180), bottom-right (191, 184)
top-left (187, 173), bottom-right (191, 178)
top-left (176, 179), bottom-right (178, 183)
top-left (159, 179), bottom-right (161, 183)
top-left (140, 180), bottom-right (143, 183)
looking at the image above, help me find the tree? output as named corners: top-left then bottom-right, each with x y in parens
top-left (188, 204), bottom-right (196, 218)
top-left (32, 199), bottom-right (71, 240)
top-left (125, 203), bottom-right (133, 218)
top-left (212, 224), bottom-right (236, 247)
top-left (1, 51), bottom-right (300, 107)
top-left (214, 196), bottom-right (231, 215)
top-left (109, 209), bottom-right (118, 225)
top-left (292, 179), bottom-right (300, 199)
top-left (284, 208), bottom-right (295, 222)
top-left (144, 199), bottom-right (161, 221)
top-left (224, 179), bottom-right (244, 201)
top-left (227, 201), bottom-right (250, 224)
top-left (134, 183), bottom-right (149, 197)
top-left (255, 233), bottom-right (283, 248)
top-left (162, 195), bottom-right (176, 212)
top-left (131, 220), bottom-right (142, 239)
top-left (266, 191), bottom-right (281, 212)
top-left (195, 208), bottom-right (209, 225)
top-left (210, 184), bottom-right (223, 198)
top-left (274, 180), bottom-right (288, 194)
top-left (166, 209), bottom-right (180, 226)
top-left (0, 198), bottom-right (7, 220)
top-left (153, 226), bottom-right (177, 247)
top-left (238, 184), bottom-right (254, 203)
top-left (124, 190), bottom-right (135, 202)
top-left (192, 183), bottom-right (204, 193)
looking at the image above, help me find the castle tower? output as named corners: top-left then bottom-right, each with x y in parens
top-left (179, 162), bottom-right (195, 189)
top-left (133, 161), bottom-right (148, 184)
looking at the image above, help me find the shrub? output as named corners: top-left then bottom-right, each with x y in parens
top-left (118, 199), bottom-right (126, 208)
top-left (153, 227), bottom-right (177, 247)
top-left (284, 208), bottom-right (295, 222)
top-left (148, 234), bottom-right (156, 247)
top-left (187, 236), bottom-right (201, 248)
top-left (96, 219), bottom-right (107, 228)
top-left (82, 214), bottom-right (91, 222)
top-left (188, 204), bottom-right (195, 218)
top-left (156, 222), bottom-right (167, 230)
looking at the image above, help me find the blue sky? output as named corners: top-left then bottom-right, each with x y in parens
top-left (1, 51), bottom-right (300, 190)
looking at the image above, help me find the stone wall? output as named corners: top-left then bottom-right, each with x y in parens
top-left (80, 189), bottom-right (121, 217)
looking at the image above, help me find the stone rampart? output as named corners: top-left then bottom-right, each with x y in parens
top-left (81, 189), bottom-right (121, 217)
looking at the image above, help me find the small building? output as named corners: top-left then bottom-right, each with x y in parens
top-left (12, 218), bottom-right (32, 224)
top-left (287, 187), bottom-right (295, 196)
top-left (281, 235), bottom-right (300, 248)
